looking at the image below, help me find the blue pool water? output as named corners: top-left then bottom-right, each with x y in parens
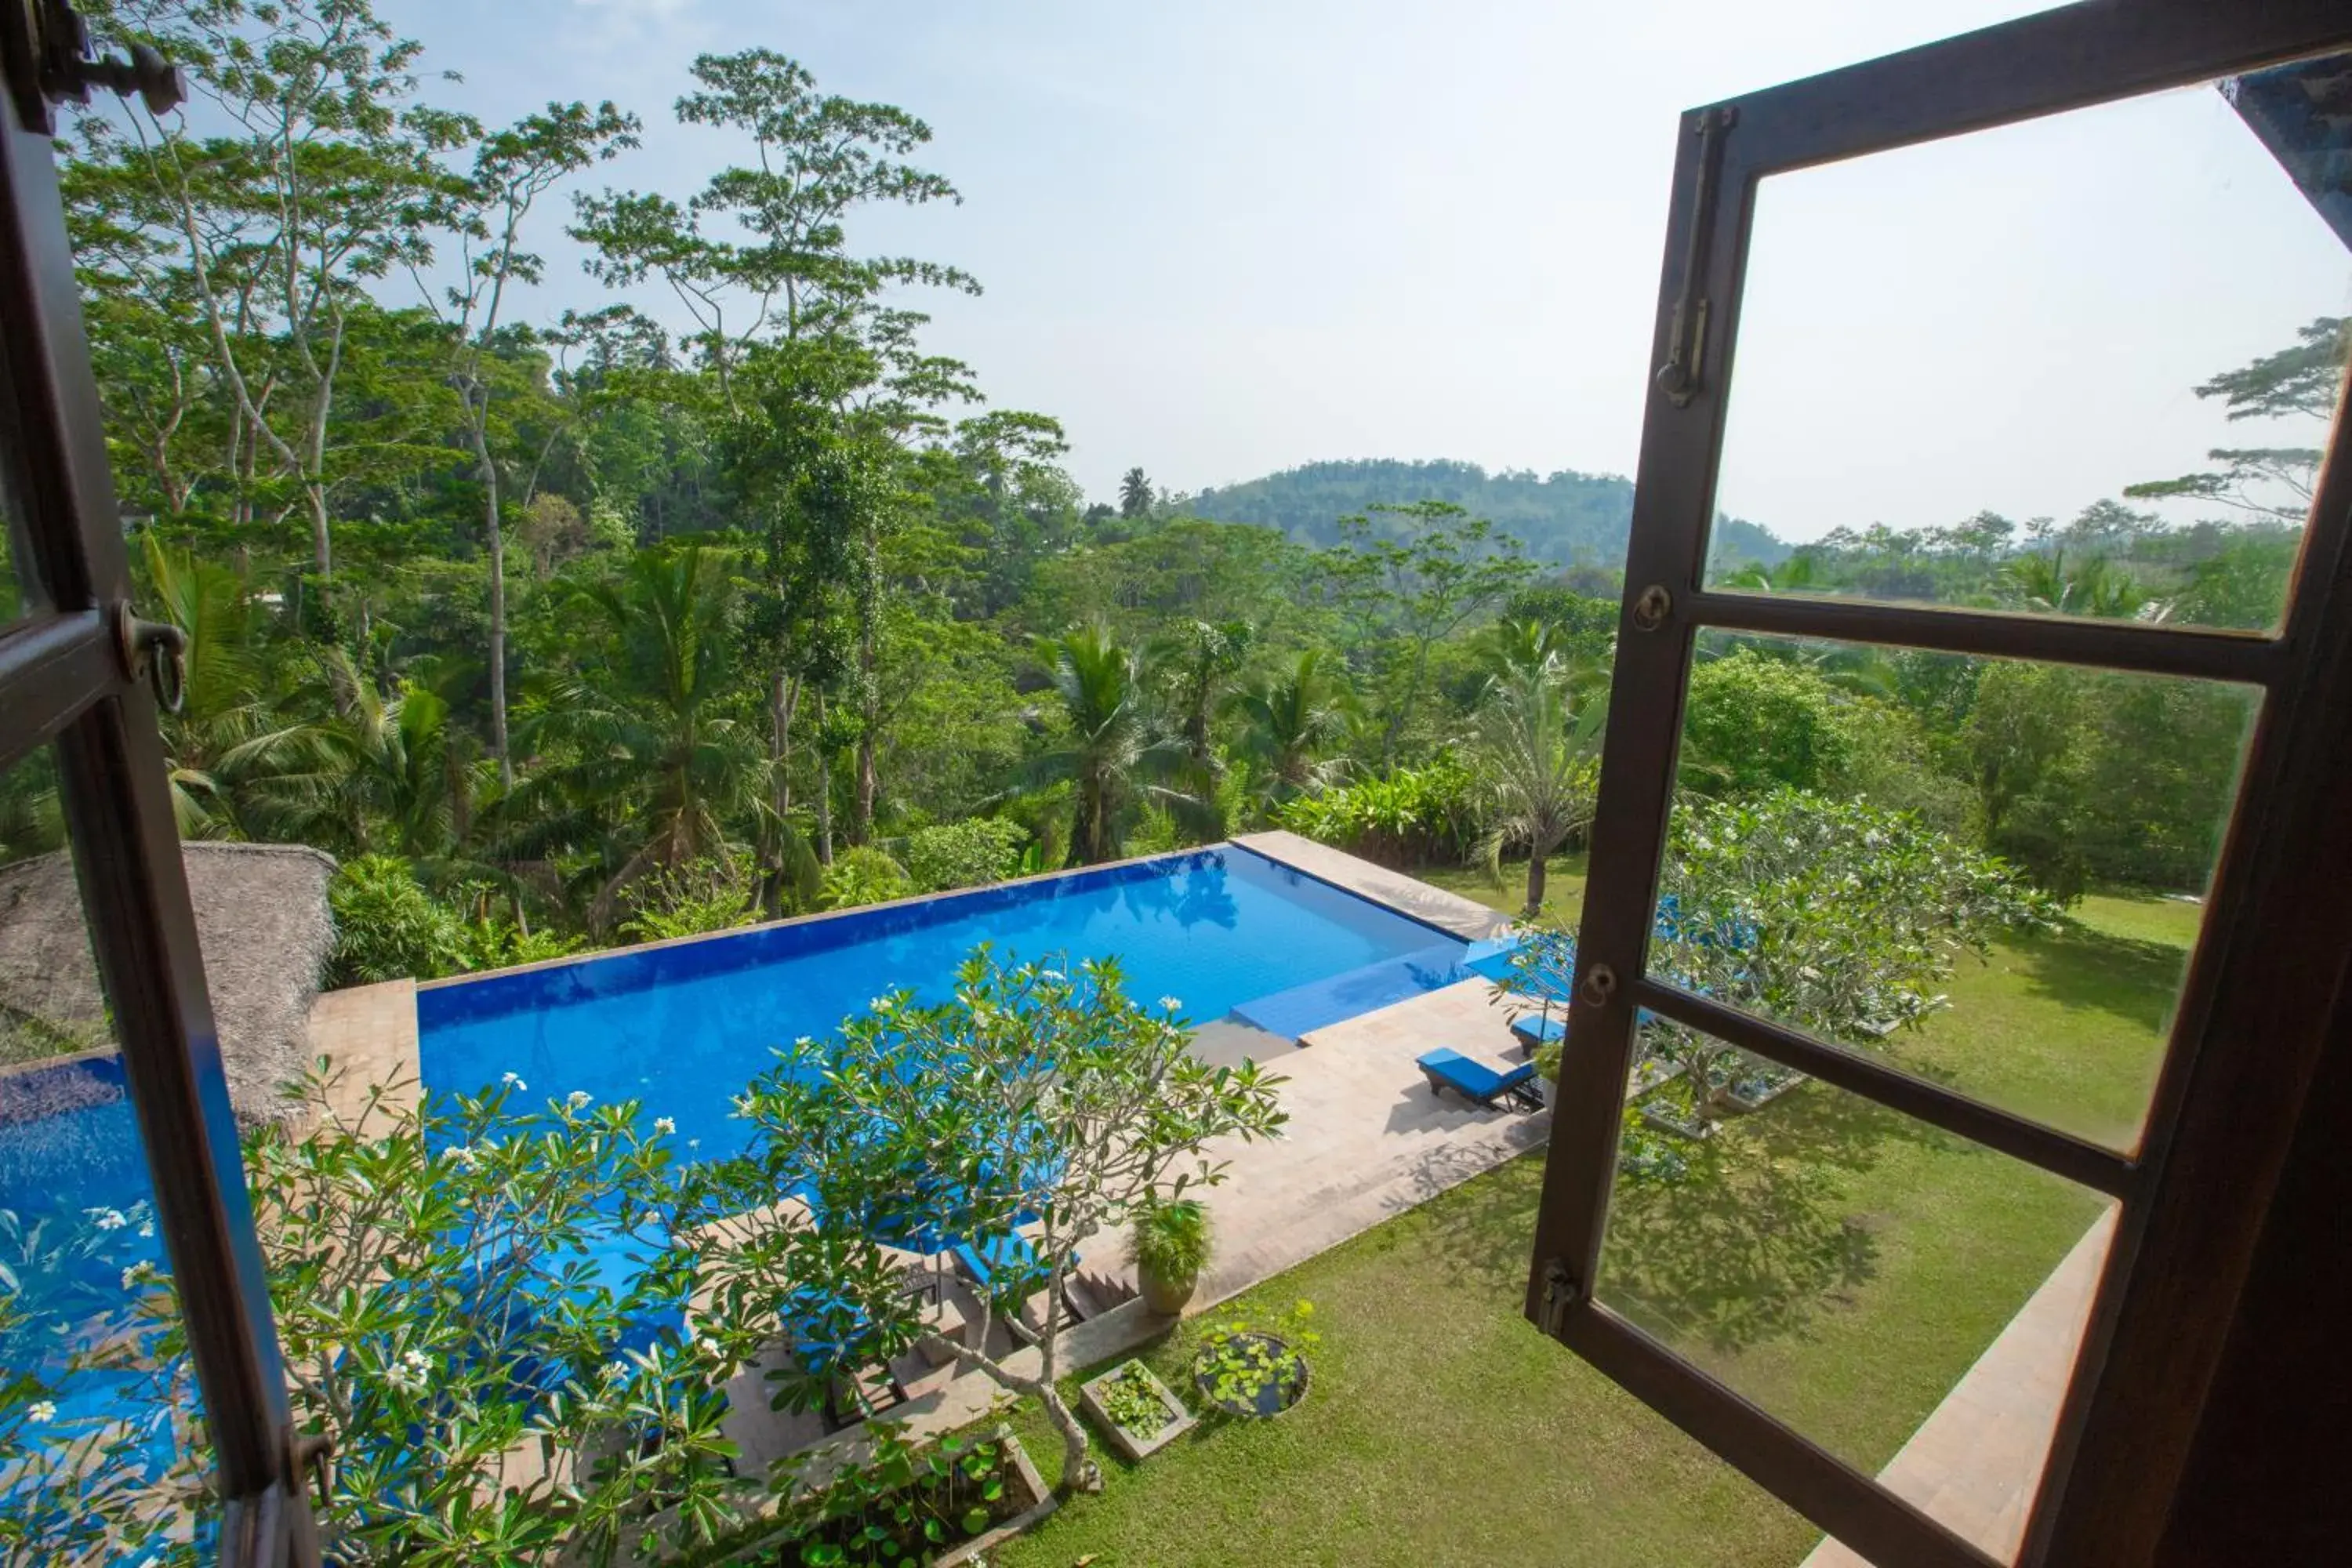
top-left (419, 844), bottom-right (1471, 1156)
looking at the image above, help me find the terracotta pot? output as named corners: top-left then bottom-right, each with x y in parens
top-left (1138, 1258), bottom-right (1198, 1316)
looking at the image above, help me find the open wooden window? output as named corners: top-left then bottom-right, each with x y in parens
top-left (1529, 5), bottom-right (2352, 1565)
top-left (0, 5), bottom-right (315, 1561)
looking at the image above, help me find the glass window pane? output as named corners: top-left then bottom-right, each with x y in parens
top-left (1, 746), bottom-right (211, 1561)
top-left (1706, 54), bottom-right (2352, 634)
top-left (1599, 1057), bottom-right (2110, 1564)
top-left (1650, 630), bottom-right (2256, 1153)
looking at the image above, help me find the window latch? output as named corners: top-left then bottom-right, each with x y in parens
top-left (1653, 106), bottom-right (1737, 409)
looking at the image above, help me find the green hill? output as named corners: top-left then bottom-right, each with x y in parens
top-left (1184, 459), bottom-right (1788, 569)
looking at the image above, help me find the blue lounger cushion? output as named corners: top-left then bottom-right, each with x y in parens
top-left (1416, 1047), bottom-right (1542, 1110)
top-left (1508, 1013), bottom-right (1566, 1047)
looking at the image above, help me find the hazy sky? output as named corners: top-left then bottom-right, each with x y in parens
top-left (394, 1), bottom-right (2351, 542)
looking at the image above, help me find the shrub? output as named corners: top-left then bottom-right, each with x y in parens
top-left (620, 858), bottom-right (763, 942)
top-left (904, 817), bottom-right (1029, 894)
top-left (818, 846), bottom-right (913, 909)
top-left (326, 855), bottom-right (470, 985)
top-left (1275, 758), bottom-right (1480, 867)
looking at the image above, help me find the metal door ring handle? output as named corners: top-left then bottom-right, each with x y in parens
top-left (115, 607), bottom-right (189, 714)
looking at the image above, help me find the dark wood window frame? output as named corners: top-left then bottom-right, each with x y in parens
top-left (1529, 4), bottom-right (2352, 1566)
top-left (0, 5), bottom-right (316, 1562)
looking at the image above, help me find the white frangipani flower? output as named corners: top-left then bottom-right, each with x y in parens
top-left (653, 1116), bottom-right (676, 1136)
top-left (501, 1071), bottom-right (528, 1091)
top-left (1159, 996), bottom-right (1182, 1012)
top-left (567, 1090), bottom-right (592, 1110)
top-left (27, 1400), bottom-right (56, 1423)
top-left (89, 1207), bottom-right (127, 1232)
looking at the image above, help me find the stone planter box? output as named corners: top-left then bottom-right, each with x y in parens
top-left (1078, 1360), bottom-right (1197, 1463)
top-left (935, 1432), bottom-right (1058, 1566)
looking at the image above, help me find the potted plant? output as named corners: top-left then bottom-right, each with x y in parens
top-left (1191, 1299), bottom-right (1319, 1418)
top-left (1131, 1193), bottom-right (1212, 1316)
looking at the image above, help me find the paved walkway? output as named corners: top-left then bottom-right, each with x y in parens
top-left (1232, 829), bottom-right (1513, 942)
top-left (1802, 1206), bottom-right (2118, 1567)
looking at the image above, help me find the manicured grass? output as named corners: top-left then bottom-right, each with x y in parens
top-left (1419, 850), bottom-right (1590, 925)
top-left (985, 887), bottom-right (2192, 1567)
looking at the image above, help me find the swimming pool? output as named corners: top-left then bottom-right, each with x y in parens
top-left (419, 843), bottom-right (1475, 1156)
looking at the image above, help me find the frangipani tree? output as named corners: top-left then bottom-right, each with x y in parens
top-left (1643, 789), bottom-right (2053, 1126)
top-left (1, 1069), bottom-right (768, 1567)
top-left (704, 949), bottom-right (1287, 1492)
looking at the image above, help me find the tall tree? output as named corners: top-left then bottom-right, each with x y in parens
top-left (571, 49), bottom-right (975, 405)
top-left (75, 0), bottom-right (472, 577)
top-left (422, 101), bottom-right (637, 782)
top-left (1322, 501), bottom-right (1534, 764)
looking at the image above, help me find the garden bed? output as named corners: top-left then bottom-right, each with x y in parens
top-left (707, 1428), bottom-right (1056, 1567)
top-left (1078, 1360), bottom-right (1197, 1463)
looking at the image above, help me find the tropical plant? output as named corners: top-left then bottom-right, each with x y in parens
top-left (1094, 1363), bottom-right (1175, 1439)
top-left (534, 546), bottom-right (771, 931)
top-left (706, 949), bottom-right (1287, 1491)
top-left (326, 855), bottom-right (473, 985)
top-left (1276, 759), bottom-right (1482, 868)
top-left (1232, 648), bottom-right (1352, 806)
top-left (1130, 1195), bottom-right (1213, 1293)
top-left (1027, 623), bottom-right (1201, 866)
top-left (1470, 656), bottom-right (1599, 916)
top-left (619, 856), bottom-right (764, 941)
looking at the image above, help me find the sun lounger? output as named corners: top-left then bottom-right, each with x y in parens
top-left (1508, 1011), bottom-right (1566, 1051)
top-left (1416, 1047), bottom-right (1544, 1112)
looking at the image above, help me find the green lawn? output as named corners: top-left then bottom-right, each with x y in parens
top-left (984, 885), bottom-right (2195, 1567)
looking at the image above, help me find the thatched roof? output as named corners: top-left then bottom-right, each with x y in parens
top-left (0, 842), bottom-right (336, 1127)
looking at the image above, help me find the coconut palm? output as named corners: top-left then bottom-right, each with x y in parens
top-left (1472, 655), bottom-right (1599, 918)
top-left (140, 535), bottom-right (285, 837)
top-left (1027, 622), bottom-right (1201, 865)
top-left (2002, 550), bottom-right (2166, 621)
top-left (230, 650), bottom-right (486, 866)
top-left (1153, 619), bottom-right (1252, 787)
top-left (1233, 648), bottom-right (1352, 804)
top-left (532, 546), bottom-right (773, 929)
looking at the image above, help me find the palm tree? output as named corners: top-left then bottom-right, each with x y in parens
top-left (1153, 619), bottom-right (1252, 787)
top-left (230, 650), bottom-right (484, 866)
top-left (1117, 466), bottom-right (1153, 520)
top-left (1234, 648), bottom-right (1352, 804)
top-left (140, 535), bottom-right (281, 837)
top-left (535, 546), bottom-right (772, 929)
top-left (2002, 550), bottom-right (2165, 620)
top-left (1472, 656), bottom-right (1598, 918)
top-left (1028, 623), bottom-right (1198, 865)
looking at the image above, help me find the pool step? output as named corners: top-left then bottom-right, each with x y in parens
top-left (1231, 942), bottom-right (1476, 1042)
